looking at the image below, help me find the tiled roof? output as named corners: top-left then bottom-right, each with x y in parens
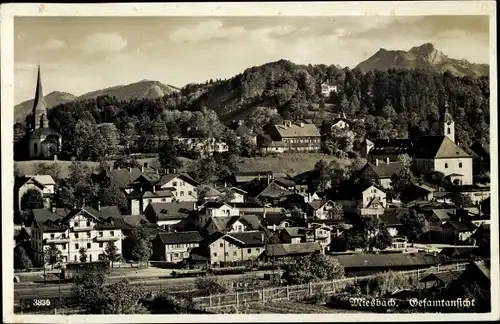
top-left (379, 209), bottom-right (406, 226)
top-left (415, 136), bottom-right (471, 159)
top-left (105, 168), bottom-right (144, 188)
top-left (472, 260), bottom-right (490, 280)
top-left (142, 190), bottom-right (175, 198)
top-left (307, 199), bottom-right (332, 210)
top-left (273, 177), bottom-right (296, 188)
top-left (364, 162), bottom-right (404, 178)
top-left (430, 209), bottom-right (455, 221)
top-left (419, 269), bottom-right (464, 284)
top-left (370, 139), bottom-right (414, 155)
top-left (266, 242), bottom-right (322, 257)
top-left (257, 182), bottom-right (294, 199)
top-left (147, 202), bottom-right (195, 220)
top-left (209, 216), bottom-right (235, 231)
top-left (334, 253), bottom-right (438, 268)
top-left (274, 122), bottom-right (321, 138)
top-left (157, 231), bottom-right (202, 245)
top-left (330, 182), bottom-right (385, 201)
top-left (283, 227), bottom-right (306, 238)
top-left (442, 220), bottom-right (476, 232)
top-left (156, 173), bottom-right (198, 187)
top-left (225, 231), bottom-right (266, 247)
top-left (239, 215), bottom-right (263, 230)
top-left (120, 214), bottom-right (150, 227)
top-left (25, 175), bottom-right (56, 186)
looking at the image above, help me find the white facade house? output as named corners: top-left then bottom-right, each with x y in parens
top-left (321, 82), bottom-right (338, 96)
top-left (30, 206), bottom-right (124, 266)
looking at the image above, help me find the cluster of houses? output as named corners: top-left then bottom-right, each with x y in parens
top-left (15, 148), bottom-right (490, 268)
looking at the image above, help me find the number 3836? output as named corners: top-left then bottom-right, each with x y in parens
top-left (33, 299), bottom-right (51, 307)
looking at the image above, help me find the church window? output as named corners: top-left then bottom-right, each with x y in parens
top-left (444, 163), bottom-right (448, 168)
top-left (459, 162), bottom-right (463, 168)
top-left (447, 127), bottom-right (451, 135)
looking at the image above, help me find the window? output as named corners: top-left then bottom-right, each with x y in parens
top-left (172, 182), bottom-right (177, 187)
top-left (148, 199), bottom-right (152, 203)
top-left (50, 234), bottom-right (55, 239)
top-left (162, 198), bottom-right (166, 202)
top-left (74, 222), bottom-right (78, 227)
top-left (213, 253), bottom-right (217, 257)
top-left (86, 221), bottom-right (91, 227)
top-left (447, 127), bottom-right (451, 135)
top-left (99, 232), bottom-right (103, 237)
top-left (99, 243), bottom-right (103, 248)
top-left (61, 234), bottom-right (66, 239)
top-left (75, 244), bottom-right (79, 249)
top-left (445, 163), bottom-right (448, 168)
top-left (256, 248), bottom-right (260, 253)
top-left (233, 252), bottom-right (237, 256)
top-left (87, 232), bottom-right (91, 238)
top-left (75, 233), bottom-right (79, 239)
top-left (74, 255), bottom-right (77, 261)
top-left (110, 231), bottom-right (114, 236)
top-left (225, 252), bottom-right (229, 256)
top-left (180, 191), bottom-right (184, 196)
top-left (87, 243), bottom-right (91, 249)
top-left (459, 162), bottom-right (463, 168)
top-left (247, 249), bottom-right (252, 253)
top-left (188, 191), bottom-right (192, 196)
top-left (174, 253), bottom-right (179, 257)
top-left (62, 244), bottom-right (66, 250)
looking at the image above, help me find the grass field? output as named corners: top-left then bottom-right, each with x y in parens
top-left (15, 153), bottom-right (353, 178)
top-left (227, 300), bottom-right (374, 314)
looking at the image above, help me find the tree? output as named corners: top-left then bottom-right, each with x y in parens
top-left (104, 241), bottom-right (121, 268)
top-left (281, 253), bottom-right (344, 285)
top-left (158, 139), bottom-right (182, 171)
top-left (123, 228), bottom-right (152, 265)
top-left (327, 202), bottom-right (344, 220)
top-left (400, 209), bottom-right (427, 245)
top-left (71, 267), bottom-right (148, 314)
top-left (451, 192), bottom-right (474, 208)
top-left (44, 243), bottom-right (62, 269)
top-left (79, 247), bottom-right (88, 263)
top-left (313, 160), bottom-right (333, 192)
top-left (14, 246), bottom-right (33, 270)
top-left (390, 165), bottom-right (417, 201)
top-left (20, 189), bottom-right (44, 211)
top-left (97, 178), bottom-right (128, 213)
top-left (98, 123), bottom-right (120, 155)
top-left (219, 187), bottom-right (236, 204)
top-left (35, 162), bottom-right (62, 181)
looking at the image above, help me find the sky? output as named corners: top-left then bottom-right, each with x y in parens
top-left (14, 15), bottom-right (490, 105)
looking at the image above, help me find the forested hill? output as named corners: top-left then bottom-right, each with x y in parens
top-left (14, 59), bottom-right (490, 161)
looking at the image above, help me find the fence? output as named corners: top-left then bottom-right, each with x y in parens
top-left (192, 262), bottom-right (469, 312)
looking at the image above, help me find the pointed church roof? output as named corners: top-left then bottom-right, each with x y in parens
top-left (415, 136), bottom-right (471, 159)
top-left (32, 65), bottom-right (47, 113)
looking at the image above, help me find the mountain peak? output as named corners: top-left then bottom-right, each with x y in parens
top-left (409, 43), bottom-right (446, 64)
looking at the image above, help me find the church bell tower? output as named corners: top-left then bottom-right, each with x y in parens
top-left (440, 100), bottom-right (455, 143)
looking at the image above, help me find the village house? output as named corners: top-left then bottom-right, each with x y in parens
top-left (228, 120), bottom-right (258, 145)
top-left (197, 202), bottom-right (240, 230)
top-left (128, 172), bottom-right (199, 214)
top-left (29, 205), bottom-right (125, 266)
top-left (204, 214), bottom-right (262, 235)
top-left (92, 165), bottom-right (158, 195)
top-left (15, 175), bottom-right (56, 211)
top-left (357, 161), bottom-right (404, 189)
top-left (229, 171), bottom-right (274, 186)
top-left (280, 225), bottom-right (331, 252)
top-left (260, 120), bottom-right (321, 154)
top-left (367, 139), bottom-right (414, 164)
top-left (448, 184), bottom-right (490, 205)
top-left (174, 137), bottom-right (229, 155)
top-left (330, 183), bottom-right (387, 216)
top-left (441, 220), bottom-right (477, 243)
top-left (305, 199), bottom-right (339, 220)
top-left (320, 80), bottom-right (338, 96)
top-left (143, 201), bottom-right (196, 230)
top-left (379, 209), bottom-right (406, 237)
top-left (151, 231), bottom-right (202, 263)
top-left (360, 139), bottom-right (375, 159)
top-left (202, 231), bottom-right (266, 266)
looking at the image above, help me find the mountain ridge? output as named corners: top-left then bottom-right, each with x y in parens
top-left (355, 43), bottom-right (489, 77)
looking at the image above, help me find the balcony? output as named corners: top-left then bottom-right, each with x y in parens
top-left (95, 235), bottom-right (120, 242)
top-left (72, 226), bottom-right (94, 232)
top-left (44, 237), bottom-right (70, 244)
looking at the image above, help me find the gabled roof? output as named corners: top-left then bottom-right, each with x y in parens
top-left (156, 173), bottom-right (198, 187)
top-left (120, 214), bottom-right (150, 227)
top-left (274, 122), bottom-right (321, 138)
top-left (225, 231), bottom-right (266, 247)
top-left (157, 231), bottom-right (202, 245)
top-left (25, 175), bottom-right (56, 186)
top-left (379, 209), bottom-right (406, 226)
top-left (430, 209), bottom-right (455, 221)
top-left (62, 206), bottom-right (122, 222)
top-left (266, 242), bottom-right (322, 257)
top-left (415, 136), bottom-right (471, 159)
top-left (100, 168), bottom-right (144, 189)
top-left (239, 214), bottom-right (263, 230)
top-left (362, 162), bottom-right (404, 179)
top-left (370, 139), bottom-right (414, 155)
top-left (442, 220), bottom-right (476, 232)
top-left (307, 199), bottom-right (333, 210)
top-left (331, 182), bottom-right (385, 201)
top-left (257, 181), bottom-right (294, 199)
top-left (273, 177), bottom-right (296, 188)
top-left (283, 227), bottom-right (306, 238)
top-left (142, 190), bottom-right (175, 199)
top-left (146, 202), bottom-right (195, 220)
top-left (419, 269), bottom-right (464, 285)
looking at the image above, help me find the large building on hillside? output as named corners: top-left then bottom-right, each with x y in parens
top-left (260, 120), bottom-right (321, 153)
top-left (27, 66), bottom-right (62, 159)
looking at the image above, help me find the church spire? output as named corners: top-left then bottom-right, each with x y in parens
top-left (32, 65), bottom-right (48, 129)
top-left (33, 65), bottom-right (46, 112)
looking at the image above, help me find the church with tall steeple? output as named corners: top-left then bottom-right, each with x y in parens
top-left (27, 66), bottom-right (62, 159)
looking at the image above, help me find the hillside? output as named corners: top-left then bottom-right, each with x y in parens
top-left (14, 91), bottom-right (76, 122)
top-left (355, 43), bottom-right (489, 77)
top-left (76, 79), bottom-right (179, 101)
top-left (14, 80), bottom-right (180, 123)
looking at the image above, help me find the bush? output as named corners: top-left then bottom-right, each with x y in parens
top-left (147, 292), bottom-right (194, 314)
top-left (195, 276), bottom-right (228, 296)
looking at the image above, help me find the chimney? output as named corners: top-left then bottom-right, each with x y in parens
top-left (386, 157), bottom-right (390, 164)
top-left (153, 186), bottom-right (156, 193)
top-left (267, 174), bottom-right (271, 185)
top-left (375, 159), bottom-right (379, 166)
top-left (141, 166), bottom-right (144, 173)
top-left (261, 232), bottom-right (265, 242)
top-left (128, 167), bottom-right (132, 173)
top-left (97, 201), bottom-right (101, 211)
